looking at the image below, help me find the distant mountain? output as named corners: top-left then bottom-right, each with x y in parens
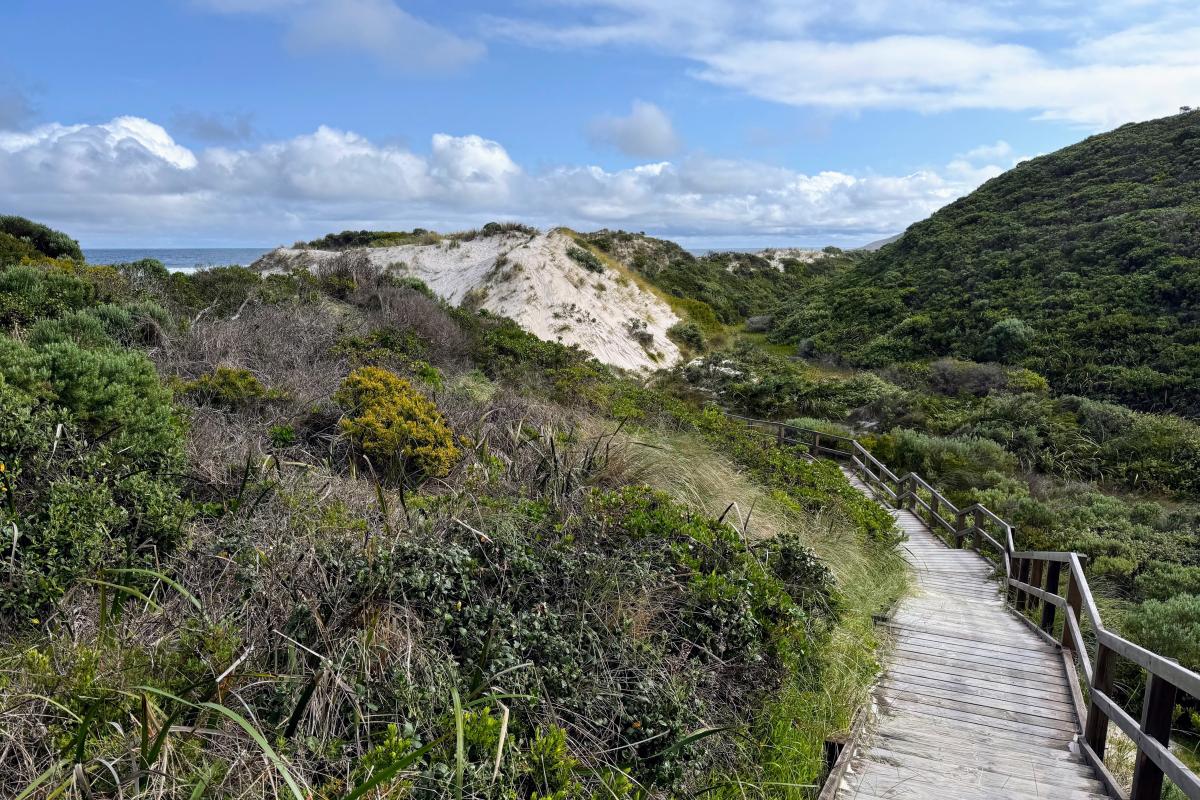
top-left (772, 111), bottom-right (1200, 415)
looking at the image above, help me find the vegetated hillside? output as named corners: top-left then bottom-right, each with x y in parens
top-left (582, 228), bottom-right (850, 325)
top-left (261, 225), bottom-right (683, 372)
top-left (0, 217), bottom-right (906, 798)
top-left (772, 111), bottom-right (1200, 416)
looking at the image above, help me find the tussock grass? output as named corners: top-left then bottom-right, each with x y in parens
top-left (600, 425), bottom-right (909, 793)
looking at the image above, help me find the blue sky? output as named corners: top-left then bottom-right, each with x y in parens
top-left (1, 0), bottom-right (1196, 247)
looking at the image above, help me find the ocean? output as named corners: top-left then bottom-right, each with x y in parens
top-left (83, 247), bottom-right (273, 271)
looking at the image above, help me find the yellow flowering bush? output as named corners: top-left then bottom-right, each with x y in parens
top-left (335, 366), bottom-right (459, 479)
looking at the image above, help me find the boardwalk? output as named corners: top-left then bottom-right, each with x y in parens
top-left (832, 471), bottom-right (1108, 800)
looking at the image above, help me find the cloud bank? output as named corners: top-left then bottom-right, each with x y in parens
top-left (0, 115), bottom-right (1015, 246)
top-left (488, 0), bottom-right (1200, 128)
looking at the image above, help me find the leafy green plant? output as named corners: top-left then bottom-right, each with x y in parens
top-left (567, 246), bottom-right (605, 274)
top-left (335, 366), bottom-right (460, 479)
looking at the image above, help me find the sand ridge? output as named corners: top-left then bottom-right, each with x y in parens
top-left (263, 229), bottom-right (682, 372)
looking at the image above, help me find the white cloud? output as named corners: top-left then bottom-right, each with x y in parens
top-left (588, 101), bottom-right (682, 158)
top-left (488, 0), bottom-right (1200, 129)
top-left (196, 0), bottom-right (483, 72)
top-left (0, 115), bottom-right (1007, 246)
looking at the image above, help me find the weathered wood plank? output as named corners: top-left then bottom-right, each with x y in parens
top-left (831, 466), bottom-right (1109, 800)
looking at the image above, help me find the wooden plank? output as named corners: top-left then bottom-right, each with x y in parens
top-left (891, 641), bottom-right (1062, 677)
top-left (887, 625), bottom-right (1063, 658)
top-left (879, 677), bottom-right (1077, 720)
top-left (885, 661), bottom-right (1074, 697)
top-left (876, 695), bottom-right (1076, 741)
top-left (868, 732), bottom-right (1091, 772)
top-left (861, 747), bottom-right (1106, 793)
top-left (830, 462), bottom-right (1117, 800)
top-left (876, 689), bottom-right (1079, 735)
top-left (884, 664), bottom-right (1074, 706)
top-left (845, 769), bottom-right (1112, 800)
top-left (873, 717), bottom-right (1086, 760)
top-left (891, 629), bottom-right (1061, 663)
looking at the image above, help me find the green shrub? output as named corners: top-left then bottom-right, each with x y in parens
top-left (978, 317), bottom-right (1034, 363)
top-left (0, 335), bottom-right (185, 621)
top-left (335, 366), bottom-right (460, 479)
top-left (0, 264), bottom-right (96, 327)
top-left (863, 428), bottom-right (1017, 492)
top-left (567, 246), bottom-right (605, 274)
top-left (180, 366), bottom-right (285, 409)
top-left (0, 215), bottom-right (83, 261)
top-left (1125, 594), bottom-right (1200, 671)
top-left (667, 321), bottom-right (706, 352)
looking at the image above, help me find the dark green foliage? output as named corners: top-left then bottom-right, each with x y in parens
top-left (770, 113), bottom-right (1200, 414)
top-left (300, 229), bottom-right (432, 249)
top-left (0, 336), bottom-right (185, 622)
top-left (585, 230), bottom-right (856, 325)
top-left (456, 221), bottom-right (538, 240)
top-left (0, 215), bottom-right (83, 262)
top-left (1125, 594), bottom-right (1200, 671)
top-left (667, 321), bottom-right (706, 351)
top-left (0, 264), bottom-right (96, 327)
top-left (566, 245), bottom-right (605, 273)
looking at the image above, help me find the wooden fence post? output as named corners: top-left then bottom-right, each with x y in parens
top-left (1084, 644), bottom-right (1116, 759)
top-left (1008, 556), bottom-right (1023, 606)
top-left (1016, 558), bottom-right (1033, 610)
top-left (1062, 566), bottom-right (1083, 651)
top-left (1041, 561), bottom-right (1062, 634)
top-left (1130, 673), bottom-right (1178, 800)
top-left (811, 432), bottom-right (821, 458)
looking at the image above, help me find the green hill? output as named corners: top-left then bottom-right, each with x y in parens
top-left (772, 111), bottom-right (1200, 416)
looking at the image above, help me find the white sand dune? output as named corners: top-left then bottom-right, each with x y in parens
top-left (262, 229), bottom-right (681, 372)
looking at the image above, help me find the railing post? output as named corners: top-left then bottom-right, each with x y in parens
top-left (1016, 558), bottom-right (1033, 610)
top-left (811, 432), bottom-right (821, 458)
top-left (1008, 555), bottom-right (1023, 606)
top-left (777, 424), bottom-right (785, 446)
top-left (1062, 566), bottom-right (1083, 652)
top-left (1026, 559), bottom-right (1044, 614)
top-left (953, 511), bottom-right (966, 548)
top-left (1040, 561), bottom-right (1061, 633)
top-left (1084, 644), bottom-right (1116, 759)
top-left (1129, 673), bottom-right (1179, 800)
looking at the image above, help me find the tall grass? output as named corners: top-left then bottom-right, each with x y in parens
top-left (603, 427), bottom-right (909, 794)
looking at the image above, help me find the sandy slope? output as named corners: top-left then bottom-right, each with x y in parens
top-left (262, 229), bottom-right (681, 372)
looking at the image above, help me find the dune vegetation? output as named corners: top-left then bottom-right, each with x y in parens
top-left (0, 219), bottom-right (906, 799)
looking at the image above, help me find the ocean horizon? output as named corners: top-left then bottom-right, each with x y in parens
top-left (83, 247), bottom-right (274, 271)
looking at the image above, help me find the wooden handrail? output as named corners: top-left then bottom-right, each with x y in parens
top-left (729, 414), bottom-right (1200, 800)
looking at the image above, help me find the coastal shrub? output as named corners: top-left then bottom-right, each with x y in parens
top-left (625, 318), bottom-right (654, 347)
top-left (864, 428), bottom-right (1017, 492)
top-left (335, 366), bottom-right (459, 479)
top-left (0, 335), bottom-right (184, 622)
top-left (0, 264), bottom-right (96, 327)
top-left (1125, 594), bottom-right (1200, 671)
top-left (667, 321), bottom-right (706, 351)
top-left (181, 366), bottom-right (285, 409)
top-left (978, 317), bottom-right (1035, 363)
top-left (567, 245), bottom-right (605, 274)
top-left (0, 215), bottom-right (84, 261)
